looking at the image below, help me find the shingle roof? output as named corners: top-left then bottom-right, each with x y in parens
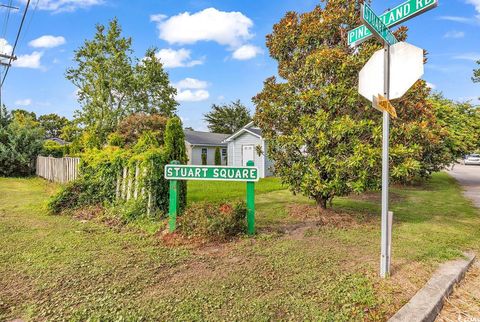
top-left (184, 130), bottom-right (229, 146)
top-left (248, 127), bottom-right (263, 137)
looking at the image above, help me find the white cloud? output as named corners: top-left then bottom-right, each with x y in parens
top-left (176, 89), bottom-right (210, 102)
top-left (155, 48), bottom-right (203, 68)
top-left (175, 78), bottom-right (208, 90)
top-left (152, 8), bottom-right (254, 48)
top-left (13, 52), bottom-right (43, 69)
top-left (18, 0), bottom-right (103, 13)
top-left (174, 77), bottom-right (210, 102)
top-left (29, 35), bottom-right (66, 48)
top-left (444, 31), bottom-right (465, 39)
top-left (438, 16), bottom-right (477, 24)
top-left (14, 99), bottom-right (32, 106)
top-left (426, 82), bottom-right (436, 90)
top-left (466, 0), bottom-right (480, 14)
top-left (232, 44), bottom-right (263, 60)
top-left (0, 38), bottom-right (43, 69)
top-left (454, 52), bottom-right (480, 61)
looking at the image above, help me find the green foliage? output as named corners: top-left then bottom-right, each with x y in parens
top-left (11, 109), bottom-right (36, 121)
top-left (214, 147), bottom-right (221, 165)
top-left (473, 58), bottom-right (480, 84)
top-left (106, 199), bottom-right (151, 223)
top-left (178, 201), bottom-right (247, 240)
top-left (115, 112), bottom-right (168, 147)
top-left (0, 112), bottom-right (44, 176)
top-left (42, 140), bottom-right (67, 158)
top-left (430, 94), bottom-right (480, 160)
top-left (0, 104), bottom-right (10, 128)
top-left (66, 18), bottom-right (177, 146)
top-left (38, 113), bottom-right (70, 138)
top-left (164, 117), bottom-right (188, 210)
top-left (254, 2), bottom-right (451, 207)
top-left (204, 100), bottom-right (252, 134)
top-left (107, 132), bottom-right (125, 147)
top-left (48, 179), bottom-right (96, 213)
top-left (201, 153), bottom-right (207, 166)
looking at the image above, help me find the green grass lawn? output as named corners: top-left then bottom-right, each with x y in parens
top-left (0, 173), bottom-right (479, 321)
top-left (187, 177), bottom-right (285, 203)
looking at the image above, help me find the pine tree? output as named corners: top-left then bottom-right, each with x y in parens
top-left (164, 117), bottom-right (188, 210)
top-left (214, 147), bottom-right (221, 165)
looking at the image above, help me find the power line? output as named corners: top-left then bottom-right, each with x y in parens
top-left (19, 0), bottom-right (39, 45)
top-left (1, 0), bottom-right (31, 87)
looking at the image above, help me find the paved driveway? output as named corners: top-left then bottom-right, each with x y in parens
top-left (447, 164), bottom-right (480, 208)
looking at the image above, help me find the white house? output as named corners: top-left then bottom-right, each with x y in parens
top-left (184, 130), bottom-right (229, 166)
top-left (223, 122), bottom-right (274, 178)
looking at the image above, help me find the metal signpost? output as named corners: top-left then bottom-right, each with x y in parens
top-left (349, 1), bottom-right (437, 278)
top-left (164, 161), bottom-right (259, 236)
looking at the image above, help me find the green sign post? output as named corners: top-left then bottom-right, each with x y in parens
top-left (165, 161), bottom-right (259, 235)
top-left (348, 0), bottom-right (438, 46)
top-left (361, 3), bottom-right (398, 46)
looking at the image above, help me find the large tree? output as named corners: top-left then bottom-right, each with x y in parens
top-left (66, 18), bottom-right (177, 146)
top-left (254, 0), bottom-right (449, 208)
top-left (38, 113), bottom-right (70, 138)
top-left (204, 100), bottom-right (252, 134)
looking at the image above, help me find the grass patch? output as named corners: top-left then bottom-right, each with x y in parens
top-left (0, 172), bottom-right (479, 320)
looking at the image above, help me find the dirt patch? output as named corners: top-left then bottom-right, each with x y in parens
top-left (71, 205), bottom-right (104, 221)
top-left (437, 260), bottom-right (480, 321)
top-left (347, 191), bottom-right (405, 203)
top-left (287, 204), bottom-right (374, 228)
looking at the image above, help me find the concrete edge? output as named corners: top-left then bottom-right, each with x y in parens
top-left (388, 252), bottom-right (476, 322)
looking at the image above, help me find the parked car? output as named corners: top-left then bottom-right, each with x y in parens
top-left (465, 154), bottom-right (480, 165)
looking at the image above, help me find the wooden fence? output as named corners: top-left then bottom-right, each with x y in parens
top-left (116, 163), bottom-right (153, 214)
top-left (36, 156), bottom-right (80, 183)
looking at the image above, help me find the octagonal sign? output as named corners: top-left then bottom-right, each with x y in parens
top-left (359, 42), bottom-right (424, 102)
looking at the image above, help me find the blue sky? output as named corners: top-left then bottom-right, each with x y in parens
top-left (1, 0), bottom-right (479, 131)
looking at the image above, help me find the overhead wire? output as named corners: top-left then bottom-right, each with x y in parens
top-left (1, 0), bottom-right (31, 87)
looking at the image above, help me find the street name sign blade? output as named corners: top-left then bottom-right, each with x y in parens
top-left (164, 165), bottom-right (259, 182)
top-left (359, 42), bottom-right (424, 102)
top-left (348, 0), bottom-right (438, 46)
top-left (361, 4), bottom-right (398, 46)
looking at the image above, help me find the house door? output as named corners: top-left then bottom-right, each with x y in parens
top-left (242, 145), bottom-right (254, 166)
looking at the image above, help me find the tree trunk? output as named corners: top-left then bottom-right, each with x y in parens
top-left (314, 195), bottom-right (328, 209)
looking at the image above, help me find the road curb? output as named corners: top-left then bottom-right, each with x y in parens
top-left (388, 252), bottom-right (476, 322)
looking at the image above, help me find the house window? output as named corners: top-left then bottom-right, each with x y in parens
top-left (201, 148), bottom-right (208, 165)
top-left (222, 148), bottom-right (227, 163)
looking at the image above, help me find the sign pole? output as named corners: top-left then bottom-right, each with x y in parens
top-left (380, 44), bottom-right (391, 278)
top-left (246, 160), bottom-right (255, 236)
top-left (168, 160), bottom-right (180, 233)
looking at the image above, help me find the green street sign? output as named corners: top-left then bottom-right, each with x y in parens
top-left (164, 164), bottom-right (259, 182)
top-left (166, 161), bottom-right (257, 236)
top-left (348, 0), bottom-right (438, 47)
top-left (361, 4), bottom-right (398, 46)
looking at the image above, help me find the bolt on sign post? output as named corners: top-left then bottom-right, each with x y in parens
top-left (349, 1), bottom-right (437, 278)
top-left (165, 161), bottom-right (259, 235)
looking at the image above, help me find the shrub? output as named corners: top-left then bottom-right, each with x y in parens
top-left (177, 201), bottom-right (247, 240)
top-left (0, 112), bottom-right (44, 176)
top-left (215, 147), bottom-right (221, 165)
top-left (48, 179), bottom-right (96, 214)
top-left (42, 140), bottom-right (66, 158)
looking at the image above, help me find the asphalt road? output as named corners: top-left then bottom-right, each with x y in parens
top-left (447, 164), bottom-right (480, 208)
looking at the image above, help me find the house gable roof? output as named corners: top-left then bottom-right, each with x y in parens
top-left (223, 122), bottom-right (263, 142)
top-left (184, 130), bottom-right (229, 146)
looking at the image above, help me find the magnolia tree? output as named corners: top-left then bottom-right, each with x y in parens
top-left (254, 0), bottom-right (450, 208)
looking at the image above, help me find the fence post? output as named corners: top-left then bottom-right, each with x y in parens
top-left (246, 160), bottom-right (255, 236)
top-left (168, 160), bottom-right (180, 233)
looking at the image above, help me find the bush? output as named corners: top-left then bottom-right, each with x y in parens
top-left (0, 112), bottom-right (44, 176)
top-left (48, 179), bottom-right (97, 214)
top-left (177, 201), bottom-right (247, 240)
top-left (42, 140), bottom-right (66, 158)
top-left (215, 147), bottom-right (221, 165)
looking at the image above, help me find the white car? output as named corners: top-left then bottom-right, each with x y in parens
top-left (465, 154), bottom-right (480, 165)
